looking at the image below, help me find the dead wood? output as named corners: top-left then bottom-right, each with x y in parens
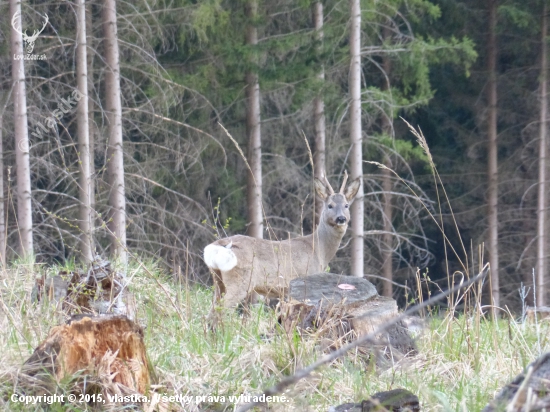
top-left (20, 315), bottom-right (150, 400)
top-left (483, 352), bottom-right (550, 411)
top-left (330, 388), bottom-right (420, 411)
top-left (278, 273), bottom-right (416, 355)
top-left (32, 256), bottom-right (135, 319)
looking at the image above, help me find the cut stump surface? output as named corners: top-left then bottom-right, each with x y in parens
top-left (280, 273), bottom-right (416, 354)
top-left (288, 273), bottom-right (378, 308)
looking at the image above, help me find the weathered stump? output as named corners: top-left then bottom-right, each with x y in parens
top-left (21, 315), bottom-right (150, 397)
top-left (279, 273), bottom-right (416, 354)
top-left (32, 256), bottom-right (136, 319)
top-left (483, 352), bottom-right (550, 411)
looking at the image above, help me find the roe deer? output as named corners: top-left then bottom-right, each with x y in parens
top-left (204, 172), bottom-right (361, 309)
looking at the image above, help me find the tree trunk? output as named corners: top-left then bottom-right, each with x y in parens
top-left (10, 0), bottom-right (34, 258)
top-left (381, 164), bottom-right (393, 297)
top-left (87, 1), bottom-right (97, 218)
top-left (102, 0), bottom-right (127, 265)
top-left (312, 1), bottom-right (326, 225)
top-left (487, 0), bottom-right (499, 311)
top-left (76, 0), bottom-right (93, 263)
top-left (537, 4), bottom-right (548, 307)
top-left (0, 93), bottom-right (5, 265)
top-left (245, 0), bottom-right (263, 240)
top-left (381, 23), bottom-right (393, 298)
top-left (349, 0), bottom-right (364, 277)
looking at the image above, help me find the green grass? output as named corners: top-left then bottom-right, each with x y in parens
top-left (0, 260), bottom-right (549, 411)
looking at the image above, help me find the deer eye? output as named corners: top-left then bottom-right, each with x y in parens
top-left (345, 204), bottom-right (349, 208)
top-left (328, 204), bottom-right (333, 209)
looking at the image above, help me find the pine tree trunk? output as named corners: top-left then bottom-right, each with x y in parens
top-left (10, 0), bottom-right (33, 258)
top-left (102, 0), bottom-right (127, 265)
top-left (487, 0), bottom-right (499, 310)
top-left (381, 24), bottom-right (393, 297)
top-left (537, 4), bottom-right (548, 307)
top-left (312, 1), bottom-right (326, 225)
top-left (76, 0), bottom-right (93, 263)
top-left (349, 0), bottom-right (364, 277)
top-left (245, 0), bottom-right (263, 240)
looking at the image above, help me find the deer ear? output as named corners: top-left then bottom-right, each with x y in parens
top-left (344, 177), bottom-right (361, 201)
top-left (314, 178), bottom-right (330, 200)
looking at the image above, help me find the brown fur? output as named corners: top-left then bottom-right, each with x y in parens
top-left (205, 175), bottom-right (361, 308)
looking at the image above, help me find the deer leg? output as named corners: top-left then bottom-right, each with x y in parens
top-left (211, 269), bottom-right (225, 304)
top-left (208, 269), bottom-right (225, 329)
top-left (222, 276), bottom-right (251, 309)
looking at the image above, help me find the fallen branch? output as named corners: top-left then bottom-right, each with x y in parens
top-left (235, 264), bottom-right (489, 412)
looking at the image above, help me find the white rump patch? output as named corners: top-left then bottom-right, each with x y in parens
top-left (204, 244), bottom-right (238, 272)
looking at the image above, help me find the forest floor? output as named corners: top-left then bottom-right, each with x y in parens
top-left (0, 260), bottom-right (548, 411)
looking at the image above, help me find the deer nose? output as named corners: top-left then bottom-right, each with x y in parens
top-left (336, 216), bottom-right (347, 225)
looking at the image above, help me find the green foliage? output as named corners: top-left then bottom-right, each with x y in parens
top-left (374, 135), bottom-right (430, 164)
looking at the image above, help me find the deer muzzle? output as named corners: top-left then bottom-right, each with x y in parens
top-left (335, 216), bottom-right (347, 225)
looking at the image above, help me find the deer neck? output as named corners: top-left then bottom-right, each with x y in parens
top-left (312, 219), bottom-right (346, 268)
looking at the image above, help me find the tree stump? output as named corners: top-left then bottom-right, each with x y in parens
top-left (279, 273), bottom-right (416, 354)
top-left (483, 352), bottom-right (550, 411)
top-left (21, 315), bottom-right (150, 397)
top-left (32, 256), bottom-right (136, 320)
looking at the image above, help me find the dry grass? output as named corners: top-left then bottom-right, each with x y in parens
top-left (0, 259), bottom-right (549, 411)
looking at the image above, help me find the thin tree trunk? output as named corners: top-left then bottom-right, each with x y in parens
top-left (537, 3), bottom-right (548, 307)
top-left (102, 0), bottom-right (127, 265)
top-left (487, 0), bottom-right (499, 310)
top-left (87, 1), bottom-right (96, 217)
top-left (10, 0), bottom-right (33, 258)
top-left (245, 0), bottom-right (263, 240)
top-left (76, 0), bottom-right (93, 263)
top-left (381, 164), bottom-right (393, 296)
top-left (312, 1), bottom-right (326, 225)
top-left (349, 0), bottom-right (364, 277)
top-left (381, 23), bottom-right (393, 297)
top-left (0, 93), bottom-right (5, 265)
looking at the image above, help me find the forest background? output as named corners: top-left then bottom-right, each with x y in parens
top-left (0, 0), bottom-right (548, 312)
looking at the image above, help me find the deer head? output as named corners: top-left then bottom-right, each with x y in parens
top-left (11, 10), bottom-right (48, 54)
top-left (314, 170), bottom-right (361, 232)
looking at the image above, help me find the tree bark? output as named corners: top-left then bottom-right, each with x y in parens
top-left (486, 0), bottom-right (499, 310)
top-left (245, 0), bottom-right (263, 240)
top-left (87, 1), bottom-right (97, 217)
top-left (381, 23), bottom-right (393, 298)
top-left (312, 1), bottom-right (326, 226)
top-left (76, 0), bottom-right (93, 263)
top-left (537, 3), bottom-right (548, 307)
top-left (10, 0), bottom-right (33, 258)
top-left (102, 0), bottom-right (127, 265)
top-left (349, 0), bottom-right (364, 277)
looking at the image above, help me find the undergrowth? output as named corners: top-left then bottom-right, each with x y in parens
top-left (0, 259), bottom-right (548, 411)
